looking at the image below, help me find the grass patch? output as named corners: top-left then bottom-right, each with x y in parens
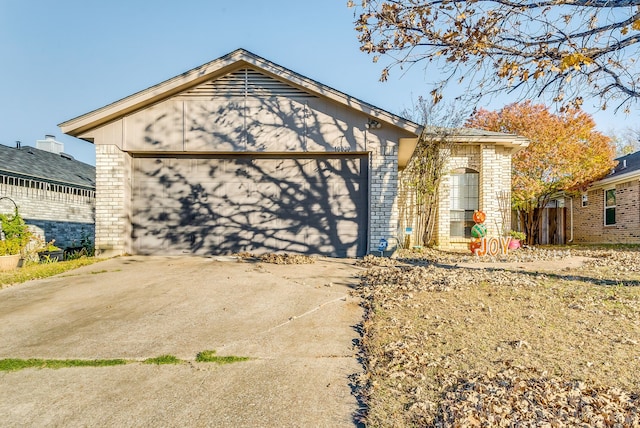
top-left (0, 351), bottom-right (250, 372)
top-left (143, 355), bottom-right (182, 365)
top-left (196, 350), bottom-right (250, 364)
top-left (357, 253), bottom-right (640, 426)
top-left (0, 257), bottom-right (104, 288)
top-left (0, 358), bottom-right (127, 371)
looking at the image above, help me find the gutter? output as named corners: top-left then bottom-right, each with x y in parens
top-left (0, 170), bottom-right (95, 191)
top-left (591, 169), bottom-right (640, 188)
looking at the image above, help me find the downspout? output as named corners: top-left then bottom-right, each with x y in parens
top-left (364, 127), bottom-right (370, 255)
top-left (567, 196), bottom-right (574, 243)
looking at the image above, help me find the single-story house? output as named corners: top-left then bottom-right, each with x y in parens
top-left (60, 49), bottom-right (526, 257)
top-left (0, 136), bottom-right (95, 248)
top-left (562, 151), bottom-right (640, 244)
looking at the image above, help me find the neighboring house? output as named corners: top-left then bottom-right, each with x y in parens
top-left (563, 151), bottom-right (640, 244)
top-left (59, 48), bottom-right (525, 257)
top-left (0, 136), bottom-right (95, 248)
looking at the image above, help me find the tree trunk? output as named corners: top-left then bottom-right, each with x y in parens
top-left (519, 207), bottom-right (544, 245)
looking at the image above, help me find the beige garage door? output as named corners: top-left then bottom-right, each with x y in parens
top-left (131, 154), bottom-right (368, 257)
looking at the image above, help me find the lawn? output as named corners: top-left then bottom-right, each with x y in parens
top-left (0, 257), bottom-right (104, 288)
top-left (356, 248), bottom-right (640, 426)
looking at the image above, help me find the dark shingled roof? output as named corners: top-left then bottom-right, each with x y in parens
top-left (0, 143), bottom-right (95, 189)
top-left (608, 150), bottom-right (640, 179)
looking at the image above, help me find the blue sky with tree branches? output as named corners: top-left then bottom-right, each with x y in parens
top-left (0, 0), bottom-right (628, 165)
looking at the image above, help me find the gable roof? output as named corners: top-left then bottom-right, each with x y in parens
top-left (59, 48), bottom-right (422, 138)
top-left (59, 49), bottom-right (529, 167)
top-left (0, 144), bottom-right (95, 189)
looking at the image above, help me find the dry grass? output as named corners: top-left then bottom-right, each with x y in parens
top-left (259, 253), bottom-right (316, 264)
top-left (356, 250), bottom-right (640, 426)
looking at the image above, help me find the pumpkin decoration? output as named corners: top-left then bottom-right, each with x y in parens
top-left (472, 210), bottom-right (486, 224)
top-left (469, 238), bottom-right (482, 253)
top-left (470, 210), bottom-right (487, 254)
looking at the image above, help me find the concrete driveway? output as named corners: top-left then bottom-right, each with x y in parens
top-left (0, 256), bottom-right (365, 427)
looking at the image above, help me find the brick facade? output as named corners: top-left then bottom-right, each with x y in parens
top-left (443, 144), bottom-right (512, 249)
top-left (368, 141), bottom-right (399, 252)
top-left (571, 179), bottom-right (640, 244)
top-left (94, 145), bottom-right (131, 256)
top-left (399, 142), bottom-right (514, 250)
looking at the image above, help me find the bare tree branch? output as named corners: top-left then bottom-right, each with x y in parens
top-left (350, 0), bottom-right (640, 111)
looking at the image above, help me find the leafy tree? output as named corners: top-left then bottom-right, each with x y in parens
top-left (349, 0), bottom-right (640, 112)
top-left (399, 97), bottom-right (470, 246)
top-left (466, 101), bottom-right (616, 244)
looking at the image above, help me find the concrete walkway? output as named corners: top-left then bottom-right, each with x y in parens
top-left (0, 256), bottom-right (365, 427)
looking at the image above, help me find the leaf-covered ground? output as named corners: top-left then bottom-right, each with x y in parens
top-left (355, 248), bottom-right (640, 427)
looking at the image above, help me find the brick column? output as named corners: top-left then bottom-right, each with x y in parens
top-left (369, 141), bottom-right (399, 252)
top-left (95, 144), bottom-right (130, 256)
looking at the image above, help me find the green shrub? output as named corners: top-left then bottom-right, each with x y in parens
top-left (0, 208), bottom-right (31, 255)
top-left (0, 238), bottom-right (23, 256)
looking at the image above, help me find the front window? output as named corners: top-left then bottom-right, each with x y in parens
top-left (581, 193), bottom-right (588, 207)
top-left (450, 169), bottom-right (479, 238)
top-left (605, 188), bottom-right (616, 226)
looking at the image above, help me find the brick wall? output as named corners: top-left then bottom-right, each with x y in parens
top-left (369, 141), bottom-right (399, 252)
top-left (572, 179), bottom-right (640, 243)
top-left (440, 144), bottom-right (482, 248)
top-left (0, 179), bottom-right (94, 248)
top-left (94, 144), bottom-right (131, 256)
top-left (399, 142), bottom-right (513, 250)
top-left (481, 145), bottom-right (512, 235)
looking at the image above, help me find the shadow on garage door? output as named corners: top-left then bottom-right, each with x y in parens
top-left (131, 154), bottom-right (368, 257)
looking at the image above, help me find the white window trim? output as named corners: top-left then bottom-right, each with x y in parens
top-left (604, 188), bottom-right (616, 226)
top-left (449, 169), bottom-right (479, 238)
top-left (581, 193), bottom-right (588, 208)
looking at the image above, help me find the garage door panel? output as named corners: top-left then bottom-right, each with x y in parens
top-left (154, 208), bottom-right (184, 226)
top-left (335, 221), bottom-right (358, 237)
top-left (133, 227), bottom-right (192, 254)
top-left (132, 155), bottom-right (368, 257)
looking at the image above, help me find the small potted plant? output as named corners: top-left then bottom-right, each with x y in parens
top-left (38, 240), bottom-right (64, 262)
top-left (508, 230), bottom-right (526, 249)
top-left (0, 204), bottom-right (31, 270)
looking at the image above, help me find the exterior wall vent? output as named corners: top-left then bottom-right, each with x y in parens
top-left (181, 68), bottom-right (317, 99)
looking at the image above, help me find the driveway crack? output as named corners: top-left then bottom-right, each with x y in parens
top-left (266, 294), bottom-right (349, 332)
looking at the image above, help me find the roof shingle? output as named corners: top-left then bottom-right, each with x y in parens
top-left (0, 144), bottom-right (95, 189)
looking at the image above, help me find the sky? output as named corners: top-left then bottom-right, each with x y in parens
top-left (0, 0), bottom-right (634, 166)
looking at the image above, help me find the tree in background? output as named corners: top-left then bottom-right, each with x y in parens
top-left (608, 125), bottom-right (640, 155)
top-left (466, 102), bottom-right (616, 245)
top-left (349, 0), bottom-right (640, 112)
